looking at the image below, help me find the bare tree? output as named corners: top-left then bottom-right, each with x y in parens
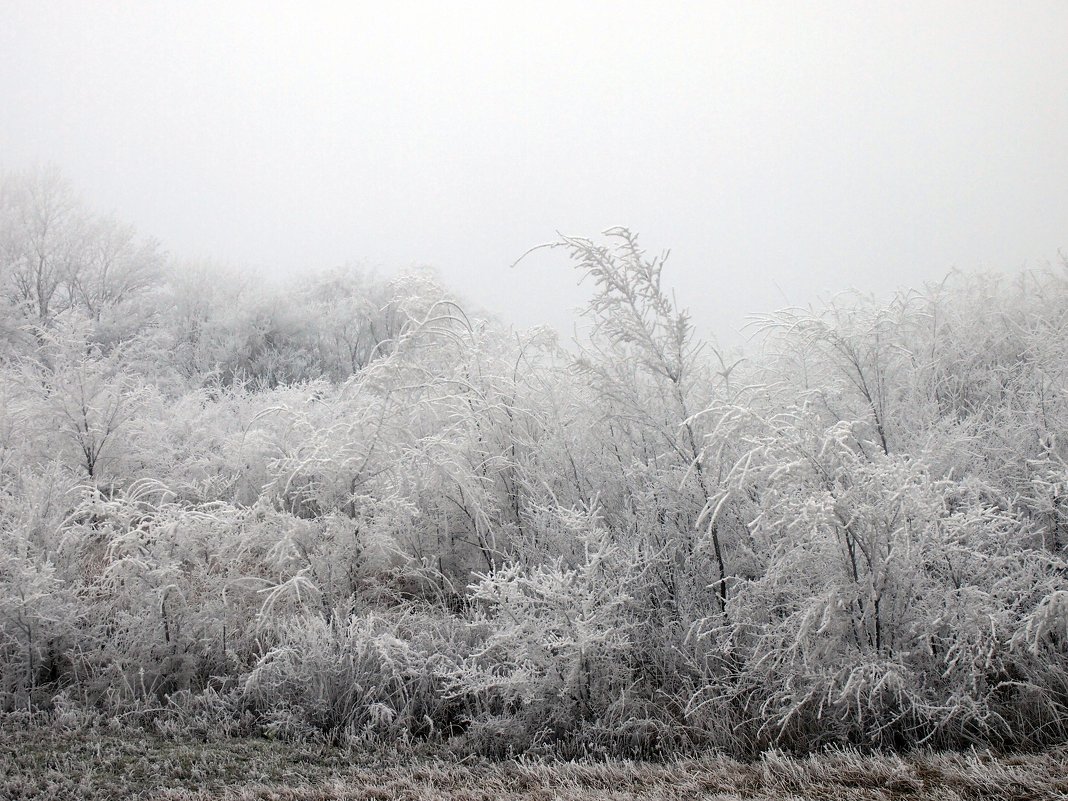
top-left (70, 215), bottom-right (163, 320)
top-left (0, 165), bottom-right (87, 321)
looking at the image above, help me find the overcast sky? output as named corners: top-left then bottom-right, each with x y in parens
top-left (3, 1), bottom-right (1067, 343)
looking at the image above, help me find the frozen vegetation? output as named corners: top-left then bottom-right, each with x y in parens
top-left (1, 166), bottom-right (1067, 782)
top-left (3, 723), bottom-right (1067, 800)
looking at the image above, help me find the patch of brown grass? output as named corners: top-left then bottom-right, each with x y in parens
top-left (1, 728), bottom-right (1066, 800)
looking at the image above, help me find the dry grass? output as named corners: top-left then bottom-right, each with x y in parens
top-left (2, 728), bottom-right (1067, 800)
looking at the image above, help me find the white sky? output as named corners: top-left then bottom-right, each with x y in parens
top-left (3, 1), bottom-right (1067, 343)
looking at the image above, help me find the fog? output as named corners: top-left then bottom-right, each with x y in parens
top-left (2, 1), bottom-right (1066, 341)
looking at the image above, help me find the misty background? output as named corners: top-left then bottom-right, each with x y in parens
top-left (2, 1), bottom-right (1066, 341)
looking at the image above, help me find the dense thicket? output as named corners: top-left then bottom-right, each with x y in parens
top-left (2, 166), bottom-right (1067, 757)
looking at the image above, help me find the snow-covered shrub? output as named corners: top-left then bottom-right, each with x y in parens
top-left (449, 504), bottom-right (647, 753)
top-left (243, 607), bottom-right (473, 743)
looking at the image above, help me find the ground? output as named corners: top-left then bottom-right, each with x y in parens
top-left (1, 729), bottom-right (1066, 800)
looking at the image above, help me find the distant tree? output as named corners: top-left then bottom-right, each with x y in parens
top-left (0, 164), bottom-right (87, 321)
top-left (69, 214), bottom-right (164, 320)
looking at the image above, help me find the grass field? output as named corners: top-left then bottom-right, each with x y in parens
top-left (2, 729), bottom-right (1066, 800)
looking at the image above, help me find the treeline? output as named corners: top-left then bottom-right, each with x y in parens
top-left (0, 165), bottom-right (444, 387)
top-left (1, 166), bottom-right (1067, 757)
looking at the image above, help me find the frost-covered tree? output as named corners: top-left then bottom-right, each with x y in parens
top-left (0, 165), bottom-right (87, 321)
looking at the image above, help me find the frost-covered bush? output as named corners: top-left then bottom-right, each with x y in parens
top-left (243, 608), bottom-right (474, 743)
top-left (702, 269), bottom-right (1068, 751)
top-left (1, 216), bottom-right (1067, 756)
top-left (451, 507), bottom-right (635, 749)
